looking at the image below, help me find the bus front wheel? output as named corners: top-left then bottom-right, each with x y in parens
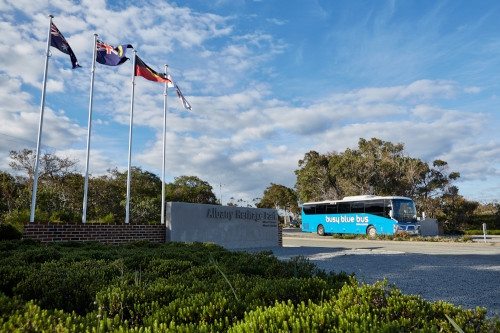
top-left (317, 224), bottom-right (325, 236)
top-left (367, 226), bottom-right (377, 239)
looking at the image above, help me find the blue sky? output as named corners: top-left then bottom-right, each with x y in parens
top-left (0, 0), bottom-right (499, 205)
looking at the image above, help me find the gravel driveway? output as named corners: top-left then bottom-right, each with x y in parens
top-left (257, 232), bottom-right (500, 317)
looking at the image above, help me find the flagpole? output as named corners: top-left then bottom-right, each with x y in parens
top-left (81, 34), bottom-right (98, 224)
top-left (125, 50), bottom-right (137, 224)
top-left (30, 14), bottom-right (53, 223)
top-left (161, 64), bottom-right (168, 225)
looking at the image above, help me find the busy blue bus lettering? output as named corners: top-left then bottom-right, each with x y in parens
top-left (325, 215), bottom-right (369, 223)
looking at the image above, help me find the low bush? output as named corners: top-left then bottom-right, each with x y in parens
top-left (465, 229), bottom-right (500, 235)
top-left (0, 241), bottom-right (498, 332)
top-left (3, 209), bottom-right (48, 228)
top-left (330, 233), bottom-right (474, 242)
top-left (0, 224), bottom-right (22, 240)
top-left (49, 210), bottom-right (77, 223)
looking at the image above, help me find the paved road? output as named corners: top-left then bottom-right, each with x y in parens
top-left (271, 230), bottom-right (500, 317)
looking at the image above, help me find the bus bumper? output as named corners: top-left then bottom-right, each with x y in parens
top-left (394, 224), bottom-right (420, 235)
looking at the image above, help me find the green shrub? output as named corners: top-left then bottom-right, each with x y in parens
top-left (49, 210), bottom-right (77, 223)
top-left (330, 233), bottom-right (474, 242)
top-left (0, 259), bottom-right (31, 296)
top-left (143, 258), bottom-right (193, 280)
top-left (99, 212), bottom-right (115, 224)
top-left (14, 259), bottom-right (122, 313)
top-left (3, 209), bottom-right (49, 227)
top-left (465, 229), bottom-right (500, 235)
top-left (228, 282), bottom-right (499, 333)
top-left (0, 224), bottom-right (22, 240)
top-left (1, 210), bottom-right (29, 232)
top-left (0, 241), bottom-right (498, 332)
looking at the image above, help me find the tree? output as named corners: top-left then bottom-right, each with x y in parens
top-left (471, 202), bottom-right (500, 230)
top-left (227, 197), bottom-right (259, 207)
top-left (326, 138), bottom-right (429, 197)
top-left (438, 186), bottom-right (479, 232)
top-left (0, 171), bottom-right (20, 216)
top-left (34, 173), bottom-right (84, 222)
top-left (128, 168), bottom-right (162, 224)
top-left (87, 167), bottom-right (162, 224)
top-left (295, 139), bottom-right (429, 202)
top-left (257, 183), bottom-right (299, 215)
top-left (3, 150), bottom-right (217, 224)
top-left (87, 170), bottom-right (125, 223)
top-left (9, 149), bottom-right (77, 182)
top-left (294, 151), bottom-right (339, 202)
top-left (7, 149), bottom-right (80, 222)
top-left (294, 137), bottom-right (461, 221)
top-left (416, 159), bottom-right (461, 217)
top-left (165, 175), bottom-right (217, 204)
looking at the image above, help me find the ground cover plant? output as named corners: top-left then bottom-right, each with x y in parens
top-left (329, 233), bottom-right (475, 242)
top-left (464, 230), bottom-right (500, 236)
top-left (0, 240), bottom-right (498, 332)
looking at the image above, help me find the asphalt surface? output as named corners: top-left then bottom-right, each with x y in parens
top-left (266, 230), bottom-right (500, 317)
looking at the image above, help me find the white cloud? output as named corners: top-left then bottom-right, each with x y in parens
top-left (128, 75), bottom-right (494, 203)
top-left (0, 73), bottom-right (85, 171)
top-left (46, 79), bottom-right (65, 92)
top-left (230, 150), bottom-right (261, 165)
top-left (57, 147), bottom-right (120, 175)
top-left (0, 1), bottom-right (499, 206)
top-left (331, 79), bottom-right (457, 104)
top-left (266, 18), bottom-right (287, 26)
top-left (464, 86), bottom-right (481, 94)
top-left (0, 20), bottom-right (45, 84)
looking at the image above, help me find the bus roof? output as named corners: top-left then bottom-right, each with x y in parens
top-left (302, 195), bottom-right (413, 206)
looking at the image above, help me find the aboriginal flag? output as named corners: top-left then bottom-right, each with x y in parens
top-left (134, 55), bottom-right (172, 83)
top-left (96, 40), bottom-right (132, 66)
top-left (50, 23), bottom-right (80, 68)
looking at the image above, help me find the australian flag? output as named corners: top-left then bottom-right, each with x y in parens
top-left (50, 23), bottom-right (80, 69)
top-left (96, 40), bottom-right (133, 66)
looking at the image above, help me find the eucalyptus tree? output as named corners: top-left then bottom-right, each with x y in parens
top-left (294, 138), bottom-right (461, 220)
top-left (257, 183), bottom-right (299, 215)
top-left (165, 175), bottom-right (218, 204)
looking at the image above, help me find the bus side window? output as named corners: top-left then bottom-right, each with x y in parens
top-left (315, 204), bottom-right (327, 214)
top-left (303, 205), bottom-right (316, 215)
top-left (350, 202), bottom-right (364, 213)
top-left (383, 200), bottom-right (392, 218)
top-left (326, 204), bottom-right (337, 214)
top-left (365, 200), bottom-right (384, 216)
top-left (338, 202), bottom-right (350, 214)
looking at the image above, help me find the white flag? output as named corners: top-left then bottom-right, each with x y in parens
top-left (175, 84), bottom-right (192, 110)
top-left (166, 74), bottom-right (174, 88)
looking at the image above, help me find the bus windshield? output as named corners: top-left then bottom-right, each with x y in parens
top-left (392, 199), bottom-right (417, 223)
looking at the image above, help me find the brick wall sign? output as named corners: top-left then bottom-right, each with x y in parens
top-left (23, 223), bottom-right (165, 244)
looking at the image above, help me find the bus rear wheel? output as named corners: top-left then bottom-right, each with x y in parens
top-left (317, 224), bottom-right (325, 236)
top-left (367, 226), bottom-right (377, 239)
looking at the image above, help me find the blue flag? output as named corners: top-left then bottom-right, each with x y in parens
top-left (96, 40), bottom-right (133, 66)
top-left (50, 23), bottom-right (81, 69)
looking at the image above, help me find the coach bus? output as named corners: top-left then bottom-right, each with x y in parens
top-left (301, 195), bottom-right (420, 237)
